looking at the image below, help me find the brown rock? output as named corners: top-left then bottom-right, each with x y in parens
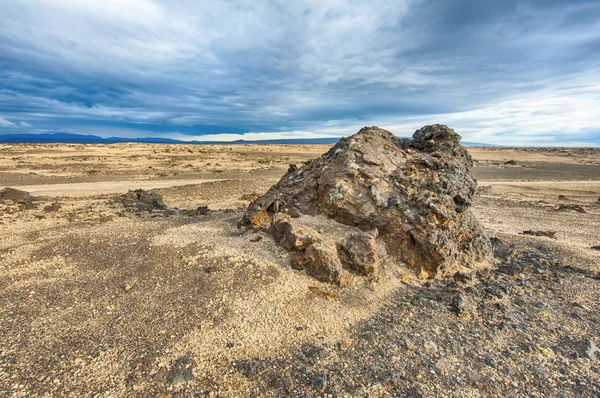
top-left (0, 187), bottom-right (32, 205)
top-left (302, 239), bottom-right (342, 284)
top-left (338, 230), bottom-right (379, 276)
top-left (272, 214), bottom-right (315, 251)
top-left (118, 189), bottom-right (166, 211)
top-left (244, 125), bottom-right (492, 279)
top-left (521, 230), bottom-right (557, 239)
top-left (554, 204), bottom-right (586, 213)
top-left (44, 202), bottom-right (62, 212)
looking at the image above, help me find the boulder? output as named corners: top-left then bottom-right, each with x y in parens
top-left (118, 189), bottom-right (166, 211)
top-left (0, 187), bottom-right (32, 205)
top-left (242, 125), bottom-right (492, 281)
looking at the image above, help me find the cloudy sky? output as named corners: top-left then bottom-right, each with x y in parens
top-left (1, 0), bottom-right (599, 145)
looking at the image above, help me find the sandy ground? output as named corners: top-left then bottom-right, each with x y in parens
top-left (0, 143), bottom-right (599, 397)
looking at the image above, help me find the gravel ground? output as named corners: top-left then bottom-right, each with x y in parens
top-left (0, 144), bottom-right (599, 397)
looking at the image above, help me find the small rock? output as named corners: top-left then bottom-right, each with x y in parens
top-left (424, 340), bottom-right (439, 354)
top-left (308, 286), bottom-right (338, 300)
top-left (249, 235), bottom-right (262, 242)
top-left (504, 160), bottom-right (517, 165)
top-left (312, 375), bottom-right (327, 393)
top-left (554, 204), bottom-right (586, 213)
top-left (450, 293), bottom-right (477, 318)
top-left (585, 339), bottom-right (598, 360)
top-left (435, 359), bottom-right (450, 373)
top-left (195, 205), bottom-right (209, 215)
top-left (118, 189), bottom-right (166, 211)
top-left (591, 246), bottom-right (600, 251)
top-left (477, 185), bottom-right (493, 194)
top-left (43, 202), bottom-right (62, 212)
top-left (521, 230), bottom-right (557, 239)
top-left (171, 373), bottom-right (186, 386)
top-left (235, 359), bottom-right (265, 378)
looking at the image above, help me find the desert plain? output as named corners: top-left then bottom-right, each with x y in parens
top-left (0, 141), bottom-right (599, 397)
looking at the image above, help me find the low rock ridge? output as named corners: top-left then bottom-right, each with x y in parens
top-left (241, 124), bottom-right (493, 283)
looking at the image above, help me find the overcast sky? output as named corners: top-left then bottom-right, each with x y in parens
top-left (1, 0), bottom-right (599, 145)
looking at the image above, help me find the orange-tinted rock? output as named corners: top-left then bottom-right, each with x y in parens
top-left (339, 230), bottom-right (379, 276)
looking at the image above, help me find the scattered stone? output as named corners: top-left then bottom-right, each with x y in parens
top-left (240, 192), bottom-right (261, 202)
top-left (478, 185), bottom-right (493, 194)
top-left (0, 187), bottom-right (32, 205)
top-left (521, 230), bottom-right (557, 239)
top-left (312, 375), bottom-right (327, 393)
top-left (504, 159), bottom-right (517, 165)
top-left (585, 339), bottom-right (598, 360)
top-left (591, 246), bottom-right (600, 251)
top-left (554, 203), bottom-right (586, 213)
top-left (242, 125), bottom-right (492, 282)
top-left (308, 286), bottom-right (338, 300)
top-left (424, 340), bottom-right (439, 354)
top-left (167, 353), bottom-right (196, 385)
top-left (234, 359), bottom-right (265, 378)
top-left (434, 359), bottom-right (450, 373)
top-left (450, 293), bottom-right (477, 318)
top-left (118, 189), bottom-right (166, 211)
top-left (250, 234), bottom-right (262, 242)
top-left (43, 202), bottom-right (62, 212)
top-left (558, 194), bottom-right (568, 200)
top-left (195, 205), bottom-right (209, 215)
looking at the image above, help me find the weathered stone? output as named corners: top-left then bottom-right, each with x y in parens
top-left (300, 239), bottom-right (342, 284)
top-left (118, 189), bottom-right (166, 211)
top-left (521, 230), bottom-right (557, 239)
top-left (245, 125), bottom-right (492, 279)
top-left (249, 208), bottom-right (271, 231)
top-left (0, 187), bottom-right (32, 204)
top-left (450, 293), bottom-right (477, 318)
top-left (338, 230), bottom-right (379, 276)
top-left (272, 214), bottom-right (315, 251)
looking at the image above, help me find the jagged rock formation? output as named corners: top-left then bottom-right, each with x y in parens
top-left (242, 125), bottom-right (493, 283)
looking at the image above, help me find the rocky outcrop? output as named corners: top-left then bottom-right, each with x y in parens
top-left (242, 125), bottom-right (492, 282)
top-left (0, 187), bottom-right (32, 205)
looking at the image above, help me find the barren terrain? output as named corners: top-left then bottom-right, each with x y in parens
top-left (1, 143), bottom-right (599, 397)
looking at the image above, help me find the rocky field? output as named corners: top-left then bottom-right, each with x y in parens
top-left (0, 135), bottom-right (599, 397)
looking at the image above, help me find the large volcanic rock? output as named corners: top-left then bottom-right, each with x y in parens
top-left (242, 125), bottom-right (492, 282)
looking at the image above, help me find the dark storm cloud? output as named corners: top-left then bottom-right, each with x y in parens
top-left (0, 0), bottom-right (599, 145)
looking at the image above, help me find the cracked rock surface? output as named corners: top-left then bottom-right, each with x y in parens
top-left (243, 125), bottom-right (493, 282)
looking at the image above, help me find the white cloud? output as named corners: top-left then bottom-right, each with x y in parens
top-left (0, 0), bottom-right (599, 146)
top-left (0, 117), bottom-right (16, 127)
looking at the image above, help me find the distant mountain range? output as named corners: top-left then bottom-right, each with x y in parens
top-left (0, 132), bottom-right (494, 146)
